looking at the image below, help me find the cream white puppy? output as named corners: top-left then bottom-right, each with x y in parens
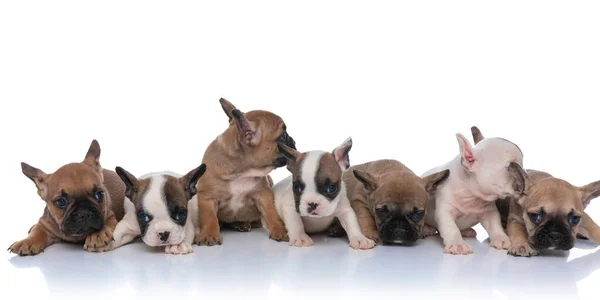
top-left (274, 138), bottom-right (375, 250)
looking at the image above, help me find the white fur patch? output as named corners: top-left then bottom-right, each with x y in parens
top-left (227, 168), bottom-right (270, 213)
top-left (296, 151), bottom-right (339, 217)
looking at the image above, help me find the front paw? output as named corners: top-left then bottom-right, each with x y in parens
top-left (461, 228), bottom-right (478, 238)
top-left (84, 227), bottom-right (113, 253)
top-left (228, 222), bottom-right (252, 232)
top-left (490, 234), bottom-right (511, 250)
top-left (443, 239), bottom-right (473, 255)
top-left (422, 225), bottom-right (438, 238)
top-left (349, 235), bottom-right (376, 250)
top-left (364, 232), bottom-right (382, 245)
top-left (165, 242), bottom-right (194, 255)
top-left (289, 233), bottom-right (313, 247)
top-left (269, 227), bottom-right (289, 242)
top-left (194, 232), bottom-right (223, 246)
top-left (9, 239), bottom-right (45, 256)
top-left (508, 242), bottom-right (539, 257)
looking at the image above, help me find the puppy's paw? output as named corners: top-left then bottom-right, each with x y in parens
top-left (9, 239), bottom-right (45, 256)
top-left (422, 225), bottom-right (439, 237)
top-left (349, 236), bottom-right (376, 250)
top-left (289, 233), bottom-right (314, 247)
top-left (269, 228), bottom-right (289, 242)
top-left (461, 228), bottom-right (478, 238)
top-left (508, 243), bottom-right (539, 257)
top-left (364, 232), bottom-right (382, 245)
top-left (490, 234), bottom-right (511, 250)
top-left (194, 232), bottom-right (223, 246)
top-left (165, 242), bottom-right (194, 255)
top-left (84, 227), bottom-right (114, 253)
top-left (443, 239), bottom-right (473, 255)
top-left (228, 222), bottom-right (252, 232)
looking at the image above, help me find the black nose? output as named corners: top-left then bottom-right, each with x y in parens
top-left (307, 202), bottom-right (318, 214)
top-left (549, 232), bottom-right (563, 240)
top-left (159, 231), bottom-right (170, 242)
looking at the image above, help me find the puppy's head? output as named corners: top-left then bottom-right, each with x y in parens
top-left (219, 98), bottom-right (296, 170)
top-left (278, 138), bottom-right (352, 217)
top-left (21, 140), bottom-right (108, 237)
top-left (508, 162), bottom-right (600, 251)
top-left (458, 127), bottom-right (524, 199)
top-left (115, 165), bottom-right (206, 247)
top-left (353, 168), bottom-right (449, 245)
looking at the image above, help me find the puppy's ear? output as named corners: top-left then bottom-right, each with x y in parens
top-left (471, 126), bottom-right (485, 145)
top-left (423, 169), bottom-right (450, 193)
top-left (219, 98), bottom-right (256, 144)
top-left (278, 143), bottom-right (301, 171)
top-left (332, 137), bottom-right (352, 170)
top-left (456, 133), bottom-right (476, 171)
top-left (180, 164), bottom-right (207, 200)
top-left (507, 162), bottom-right (532, 205)
top-left (115, 167), bottom-right (139, 199)
top-left (353, 170), bottom-right (377, 192)
top-left (21, 162), bottom-right (49, 199)
top-left (83, 140), bottom-right (103, 179)
top-left (579, 180), bottom-right (600, 208)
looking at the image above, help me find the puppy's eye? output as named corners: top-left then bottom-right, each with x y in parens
top-left (569, 215), bottom-right (581, 225)
top-left (172, 211), bottom-right (187, 222)
top-left (410, 208), bottom-right (425, 222)
top-left (293, 182), bottom-right (303, 195)
top-left (94, 190), bottom-right (105, 202)
top-left (375, 205), bottom-right (390, 218)
top-left (528, 212), bottom-right (542, 224)
top-left (326, 184), bottom-right (338, 194)
top-left (138, 213), bottom-right (152, 223)
top-left (54, 197), bottom-right (67, 208)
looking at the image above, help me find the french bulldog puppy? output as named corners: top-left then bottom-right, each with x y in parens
top-left (274, 138), bottom-right (375, 249)
top-left (9, 140), bottom-right (125, 256)
top-left (344, 159), bottom-right (450, 245)
top-left (194, 98), bottom-right (296, 246)
top-left (111, 165), bottom-right (206, 254)
top-left (423, 128), bottom-right (524, 255)
top-left (499, 163), bottom-right (600, 257)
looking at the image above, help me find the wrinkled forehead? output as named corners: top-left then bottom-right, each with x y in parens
top-left (375, 177), bottom-right (428, 210)
top-left (134, 175), bottom-right (188, 208)
top-left (478, 138), bottom-right (523, 163)
top-left (527, 179), bottom-right (583, 211)
top-left (315, 153), bottom-right (342, 183)
top-left (48, 163), bottom-right (102, 194)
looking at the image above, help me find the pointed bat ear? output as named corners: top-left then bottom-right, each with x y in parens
top-left (21, 162), bottom-right (49, 198)
top-left (115, 166), bottom-right (139, 199)
top-left (507, 162), bottom-right (532, 205)
top-left (332, 137), bottom-right (352, 171)
top-left (423, 169), bottom-right (450, 193)
top-left (471, 126), bottom-right (485, 145)
top-left (219, 98), bottom-right (255, 144)
top-left (83, 140), bottom-right (103, 179)
top-left (579, 180), bottom-right (600, 209)
top-left (219, 97), bottom-right (237, 122)
top-left (180, 164), bottom-right (207, 200)
top-left (353, 169), bottom-right (377, 193)
top-left (456, 133), bottom-right (476, 171)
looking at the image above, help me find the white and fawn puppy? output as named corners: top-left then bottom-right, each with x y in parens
top-left (423, 128), bottom-right (524, 255)
top-left (274, 138), bottom-right (376, 250)
top-left (111, 164), bottom-right (206, 254)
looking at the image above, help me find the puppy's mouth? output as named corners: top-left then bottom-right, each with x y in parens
top-left (62, 203), bottom-right (105, 236)
top-left (531, 220), bottom-right (574, 251)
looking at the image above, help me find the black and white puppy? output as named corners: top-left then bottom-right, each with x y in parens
top-left (111, 165), bottom-right (206, 254)
top-left (274, 138), bottom-right (376, 249)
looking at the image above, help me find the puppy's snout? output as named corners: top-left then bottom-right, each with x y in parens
top-left (158, 231), bottom-right (170, 242)
top-left (307, 202), bottom-right (319, 215)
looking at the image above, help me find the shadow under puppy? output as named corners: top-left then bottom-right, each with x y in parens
top-left (422, 128), bottom-right (524, 255)
top-left (110, 165), bottom-right (206, 254)
top-left (344, 159), bottom-right (449, 245)
top-left (194, 98), bottom-right (296, 246)
top-left (10, 140), bottom-right (125, 256)
top-left (274, 138), bottom-right (376, 249)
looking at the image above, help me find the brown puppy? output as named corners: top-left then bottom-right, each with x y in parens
top-left (503, 163), bottom-right (600, 257)
top-left (344, 159), bottom-right (450, 245)
top-left (9, 140), bottom-right (125, 256)
top-left (194, 98), bottom-right (296, 246)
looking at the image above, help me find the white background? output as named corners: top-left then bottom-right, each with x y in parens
top-left (1, 1), bottom-right (600, 299)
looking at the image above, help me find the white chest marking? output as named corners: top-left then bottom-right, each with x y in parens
top-left (227, 168), bottom-right (272, 212)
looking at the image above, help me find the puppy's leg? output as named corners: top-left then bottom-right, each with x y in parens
top-left (9, 221), bottom-right (56, 256)
top-left (254, 187), bottom-right (289, 242)
top-left (350, 201), bottom-right (381, 244)
top-left (422, 224), bottom-right (438, 237)
top-left (337, 204), bottom-right (376, 250)
top-left (436, 207), bottom-right (473, 255)
top-left (194, 196), bottom-right (222, 246)
top-left (326, 218), bottom-right (346, 238)
top-left (166, 220), bottom-right (195, 255)
top-left (480, 209), bottom-right (511, 250)
top-left (281, 205), bottom-right (313, 247)
top-left (85, 214), bottom-right (117, 252)
top-left (461, 228), bottom-right (477, 238)
top-left (111, 212), bottom-right (141, 250)
top-left (580, 212), bottom-right (600, 244)
top-left (507, 221), bottom-right (538, 257)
